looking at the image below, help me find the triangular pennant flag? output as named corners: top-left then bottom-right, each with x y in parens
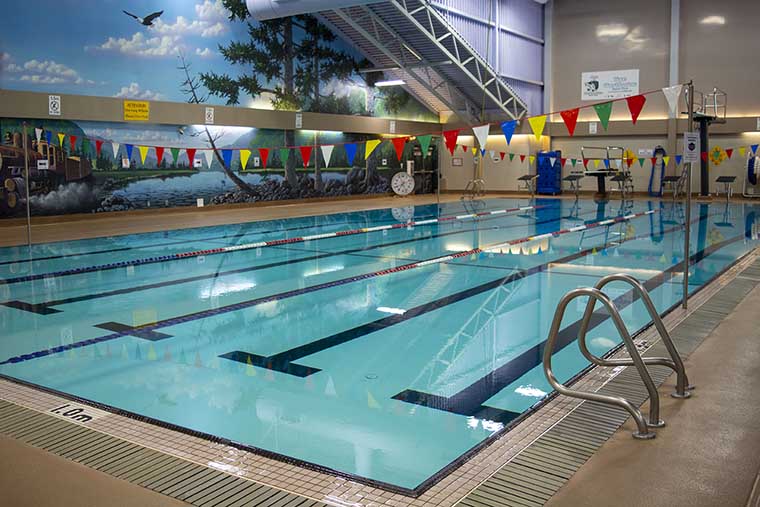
top-left (519, 154), bottom-right (526, 163)
top-left (626, 94), bottom-right (646, 124)
top-left (663, 155), bottom-right (670, 166)
top-left (204, 149), bottom-right (215, 168)
top-left (417, 134), bottom-right (432, 157)
top-left (593, 102), bottom-right (613, 130)
top-left (461, 145), bottom-right (468, 153)
top-left (34, 128), bottom-right (43, 142)
top-left (603, 158), bottom-right (610, 169)
top-left (69, 135), bottom-right (77, 151)
top-left (701, 151), bottom-right (708, 162)
top-left (594, 159), bottom-right (601, 169)
top-left (365, 139), bottom-right (381, 159)
top-left (344, 143), bottom-right (357, 164)
top-left (45, 131), bottom-right (52, 145)
top-left (82, 138), bottom-right (90, 156)
top-left (489, 150), bottom-right (496, 160)
top-left (638, 157), bottom-right (645, 167)
top-left (626, 157), bottom-right (635, 167)
top-left (279, 148), bottom-right (290, 166)
top-left (528, 115), bottom-right (547, 141)
top-left (221, 149), bottom-right (233, 168)
top-left (675, 155), bottom-right (682, 166)
top-left (613, 159), bottom-right (622, 169)
top-left (650, 157), bottom-right (658, 167)
top-left (472, 124), bottom-right (490, 154)
top-left (443, 129), bottom-right (460, 155)
top-left (560, 157), bottom-right (567, 166)
top-left (724, 149), bottom-right (733, 160)
top-left (752, 144), bottom-right (759, 155)
top-left (57, 132), bottom-right (65, 146)
top-left (170, 147), bottom-right (179, 164)
top-left (662, 84), bottom-right (683, 118)
top-left (137, 146), bottom-right (149, 164)
top-left (583, 158), bottom-right (590, 169)
top-left (155, 146), bottom-right (164, 166)
top-left (499, 152), bottom-right (506, 160)
top-left (739, 146), bottom-right (747, 157)
top-left (299, 145), bottom-right (313, 167)
top-left (320, 145), bottom-right (334, 167)
top-left (529, 155), bottom-right (535, 165)
top-left (471, 146), bottom-right (478, 156)
top-left (549, 157), bottom-right (556, 167)
top-left (95, 139), bottom-right (104, 157)
top-left (241, 149), bottom-right (252, 169)
top-left (500, 120), bottom-right (517, 146)
top-left (560, 108), bottom-right (580, 136)
top-left (111, 142), bottom-right (120, 158)
top-left (186, 148), bottom-right (196, 165)
top-left (125, 144), bottom-right (134, 160)
top-left (391, 137), bottom-right (407, 161)
top-left (571, 158), bottom-right (578, 167)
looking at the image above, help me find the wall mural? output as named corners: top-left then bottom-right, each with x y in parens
top-left (0, 118), bottom-right (438, 218)
top-left (0, 1), bottom-right (440, 218)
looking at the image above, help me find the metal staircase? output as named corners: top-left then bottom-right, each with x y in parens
top-left (319, 0), bottom-right (528, 123)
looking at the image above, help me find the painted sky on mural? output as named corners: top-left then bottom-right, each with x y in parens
top-left (0, 0), bottom-right (369, 109)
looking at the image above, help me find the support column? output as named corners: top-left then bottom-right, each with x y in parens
top-left (666, 0), bottom-right (680, 174)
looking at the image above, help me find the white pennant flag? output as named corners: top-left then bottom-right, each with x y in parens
top-left (204, 150), bottom-right (215, 168)
top-left (662, 84), bottom-right (683, 118)
top-left (471, 124), bottom-right (490, 155)
top-left (320, 145), bottom-right (334, 168)
top-left (613, 159), bottom-right (622, 169)
top-left (111, 142), bottom-right (120, 158)
top-left (549, 157), bottom-right (556, 167)
top-left (34, 128), bottom-right (43, 142)
top-left (489, 149), bottom-right (496, 161)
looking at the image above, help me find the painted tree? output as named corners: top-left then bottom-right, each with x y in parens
top-left (200, 1), bottom-right (358, 191)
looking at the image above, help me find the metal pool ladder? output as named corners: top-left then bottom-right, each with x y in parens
top-left (543, 274), bottom-right (692, 439)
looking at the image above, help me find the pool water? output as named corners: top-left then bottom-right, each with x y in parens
top-left (0, 198), bottom-right (757, 493)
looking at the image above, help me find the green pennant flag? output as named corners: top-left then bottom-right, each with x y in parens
top-left (417, 135), bottom-right (432, 157)
top-left (638, 158), bottom-right (645, 167)
top-left (571, 158), bottom-right (577, 167)
top-left (508, 153), bottom-right (515, 161)
top-left (170, 147), bottom-right (180, 163)
top-left (593, 102), bottom-right (613, 131)
top-left (82, 138), bottom-right (90, 155)
top-left (279, 148), bottom-right (290, 167)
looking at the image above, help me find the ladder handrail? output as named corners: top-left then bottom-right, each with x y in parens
top-left (543, 287), bottom-right (659, 439)
top-left (578, 273), bottom-right (692, 399)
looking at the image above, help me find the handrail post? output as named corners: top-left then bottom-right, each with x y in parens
top-left (543, 288), bottom-right (656, 439)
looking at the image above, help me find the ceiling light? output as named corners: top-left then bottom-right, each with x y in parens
top-left (700, 15), bottom-right (725, 25)
top-left (375, 79), bottom-right (406, 87)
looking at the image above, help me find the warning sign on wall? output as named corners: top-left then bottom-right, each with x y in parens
top-left (123, 100), bottom-right (150, 121)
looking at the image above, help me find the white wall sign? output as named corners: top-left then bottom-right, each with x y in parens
top-left (683, 132), bottom-right (700, 163)
top-left (295, 112), bottom-right (303, 129)
top-left (48, 95), bottom-right (61, 116)
top-left (205, 107), bottom-right (215, 125)
top-left (197, 198), bottom-right (205, 207)
top-left (121, 157), bottom-right (130, 169)
top-left (389, 120), bottom-right (396, 134)
top-left (37, 159), bottom-right (49, 170)
top-left (589, 122), bottom-right (598, 134)
top-left (756, 117), bottom-right (760, 131)
top-left (193, 158), bottom-right (203, 169)
top-left (253, 156), bottom-right (261, 167)
top-left (582, 69), bottom-right (639, 100)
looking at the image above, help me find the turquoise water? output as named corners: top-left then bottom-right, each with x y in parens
top-left (0, 198), bottom-right (757, 492)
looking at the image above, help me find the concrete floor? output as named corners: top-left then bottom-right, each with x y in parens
top-left (547, 284), bottom-right (760, 507)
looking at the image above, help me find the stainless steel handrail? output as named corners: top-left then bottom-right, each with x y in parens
top-left (578, 274), bottom-right (693, 399)
top-left (543, 287), bottom-right (659, 439)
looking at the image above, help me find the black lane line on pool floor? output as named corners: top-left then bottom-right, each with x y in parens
top-left (0, 209), bottom-right (641, 365)
top-left (0, 206), bottom-right (586, 315)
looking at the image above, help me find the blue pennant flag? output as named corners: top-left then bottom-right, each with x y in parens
top-left (500, 120), bottom-right (517, 146)
top-left (675, 155), bottom-right (683, 165)
top-left (603, 159), bottom-right (610, 169)
top-left (125, 144), bottom-right (133, 160)
top-left (45, 130), bottom-right (52, 145)
top-left (344, 143), bottom-right (357, 164)
top-left (222, 149), bottom-right (233, 168)
top-left (752, 144), bottom-right (759, 154)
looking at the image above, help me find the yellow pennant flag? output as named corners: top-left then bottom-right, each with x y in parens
top-left (365, 139), bottom-right (381, 159)
top-left (594, 159), bottom-right (601, 168)
top-left (739, 146), bottom-right (747, 157)
top-left (240, 149), bottom-right (251, 170)
top-left (472, 147), bottom-right (478, 155)
top-left (529, 155), bottom-right (535, 165)
top-left (138, 146), bottom-right (149, 164)
top-left (57, 132), bottom-right (65, 146)
top-left (528, 115), bottom-right (547, 141)
top-left (663, 156), bottom-right (670, 167)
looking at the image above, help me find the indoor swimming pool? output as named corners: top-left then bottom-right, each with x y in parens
top-left (0, 197), bottom-right (757, 494)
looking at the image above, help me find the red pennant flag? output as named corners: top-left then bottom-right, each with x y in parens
top-left (650, 157), bottom-right (657, 167)
top-left (186, 148), bottom-right (197, 165)
top-left (443, 129), bottom-right (460, 156)
top-left (583, 158), bottom-right (590, 169)
top-left (701, 151), bottom-right (708, 162)
top-left (519, 154), bottom-right (526, 163)
top-left (299, 146), bottom-right (312, 167)
top-left (626, 157), bottom-right (635, 167)
top-left (69, 135), bottom-right (77, 150)
top-left (155, 146), bottom-right (165, 166)
top-left (259, 148), bottom-right (269, 168)
top-left (391, 137), bottom-right (408, 161)
top-left (560, 157), bottom-right (567, 166)
top-left (626, 94), bottom-right (646, 124)
top-left (725, 148), bottom-right (733, 159)
top-left (499, 152), bottom-right (506, 160)
top-left (461, 145), bottom-right (468, 153)
top-left (95, 139), bottom-right (103, 156)
top-left (560, 108), bottom-right (580, 136)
